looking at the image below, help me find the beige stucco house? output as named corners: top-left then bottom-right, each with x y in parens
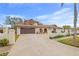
top-left (16, 19), bottom-right (79, 38)
top-left (16, 19), bottom-right (59, 35)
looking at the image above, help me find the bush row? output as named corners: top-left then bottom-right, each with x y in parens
top-left (49, 33), bottom-right (79, 39)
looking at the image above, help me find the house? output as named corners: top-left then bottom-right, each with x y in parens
top-left (16, 19), bottom-right (79, 39)
top-left (16, 19), bottom-right (79, 36)
top-left (16, 19), bottom-right (58, 35)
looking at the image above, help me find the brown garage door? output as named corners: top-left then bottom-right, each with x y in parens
top-left (20, 27), bottom-right (35, 34)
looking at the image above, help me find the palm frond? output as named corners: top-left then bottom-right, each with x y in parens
top-left (61, 3), bottom-right (64, 7)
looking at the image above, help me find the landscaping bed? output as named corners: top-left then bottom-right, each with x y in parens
top-left (0, 38), bottom-right (9, 47)
top-left (0, 52), bottom-right (9, 56)
top-left (49, 34), bottom-right (79, 39)
top-left (0, 45), bottom-right (12, 56)
top-left (49, 34), bottom-right (70, 39)
top-left (15, 34), bottom-right (19, 41)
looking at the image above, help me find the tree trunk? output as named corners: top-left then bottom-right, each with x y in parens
top-left (73, 3), bottom-right (77, 43)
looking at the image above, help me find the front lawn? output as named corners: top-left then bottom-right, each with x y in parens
top-left (58, 36), bottom-right (79, 47)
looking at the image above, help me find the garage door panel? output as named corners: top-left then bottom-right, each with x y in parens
top-left (21, 28), bottom-right (35, 34)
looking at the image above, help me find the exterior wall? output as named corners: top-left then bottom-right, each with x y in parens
top-left (3, 27), bottom-right (9, 39)
top-left (8, 29), bottom-right (15, 44)
top-left (61, 29), bottom-right (68, 35)
top-left (35, 28), bottom-right (40, 34)
top-left (48, 28), bottom-right (70, 37)
top-left (0, 27), bottom-right (15, 44)
top-left (70, 29), bottom-right (73, 35)
top-left (48, 28), bottom-right (79, 37)
top-left (77, 30), bottom-right (79, 34)
top-left (35, 28), bottom-right (48, 34)
top-left (0, 33), bottom-right (4, 39)
top-left (33, 23), bottom-right (38, 26)
top-left (0, 27), bottom-right (8, 39)
top-left (17, 27), bottom-right (20, 35)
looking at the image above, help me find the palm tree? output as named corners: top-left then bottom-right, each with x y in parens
top-left (73, 3), bottom-right (77, 42)
top-left (5, 16), bottom-right (23, 34)
top-left (61, 3), bottom-right (77, 43)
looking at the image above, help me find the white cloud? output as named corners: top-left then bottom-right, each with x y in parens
top-left (35, 8), bottom-right (72, 20)
top-left (36, 15), bottom-right (49, 19)
top-left (53, 8), bottom-right (71, 16)
top-left (35, 8), bottom-right (79, 27)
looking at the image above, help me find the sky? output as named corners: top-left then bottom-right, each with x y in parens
top-left (0, 3), bottom-right (79, 27)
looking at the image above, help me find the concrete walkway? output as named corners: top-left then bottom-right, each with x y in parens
top-left (8, 34), bottom-right (79, 56)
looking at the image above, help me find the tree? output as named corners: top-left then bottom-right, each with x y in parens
top-left (4, 16), bottom-right (23, 34)
top-left (61, 3), bottom-right (77, 43)
top-left (4, 16), bottom-right (23, 28)
top-left (63, 25), bottom-right (71, 35)
top-left (4, 16), bottom-right (11, 25)
top-left (73, 3), bottom-right (77, 42)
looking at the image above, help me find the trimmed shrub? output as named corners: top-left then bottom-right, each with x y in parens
top-left (49, 37), bottom-right (53, 39)
top-left (66, 34), bottom-right (70, 36)
top-left (15, 34), bottom-right (19, 41)
top-left (49, 35), bottom-right (64, 39)
top-left (53, 35), bottom-right (64, 38)
top-left (71, 34), bottom-right (74, 36)
top-left (77, 33), bottom-right (79, 35)
top-left (0, 38), bottom-right (9, 46)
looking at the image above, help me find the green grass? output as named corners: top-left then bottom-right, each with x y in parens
top-left (58, 36), bottom-right (79, 47)
top-left (15, 34), bottom-right (19, 41)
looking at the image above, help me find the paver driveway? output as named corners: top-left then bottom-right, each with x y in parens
top-left (9, 34), bottom-right (79, 56)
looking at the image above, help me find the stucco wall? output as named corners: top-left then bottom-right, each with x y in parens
top-left (0, 27), bottom-right (15, 44)
top-left (48, 28), bottom-right (70, 37)
top-left (35, 28), bottom-right (40, 34)
top-left (17, 27), bottom-right (20, 35)
top-left (8, 29), bottom-right (15, 44)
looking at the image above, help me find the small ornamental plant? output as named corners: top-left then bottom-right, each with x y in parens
top-left (0, 38), bottom-right (9, 46)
